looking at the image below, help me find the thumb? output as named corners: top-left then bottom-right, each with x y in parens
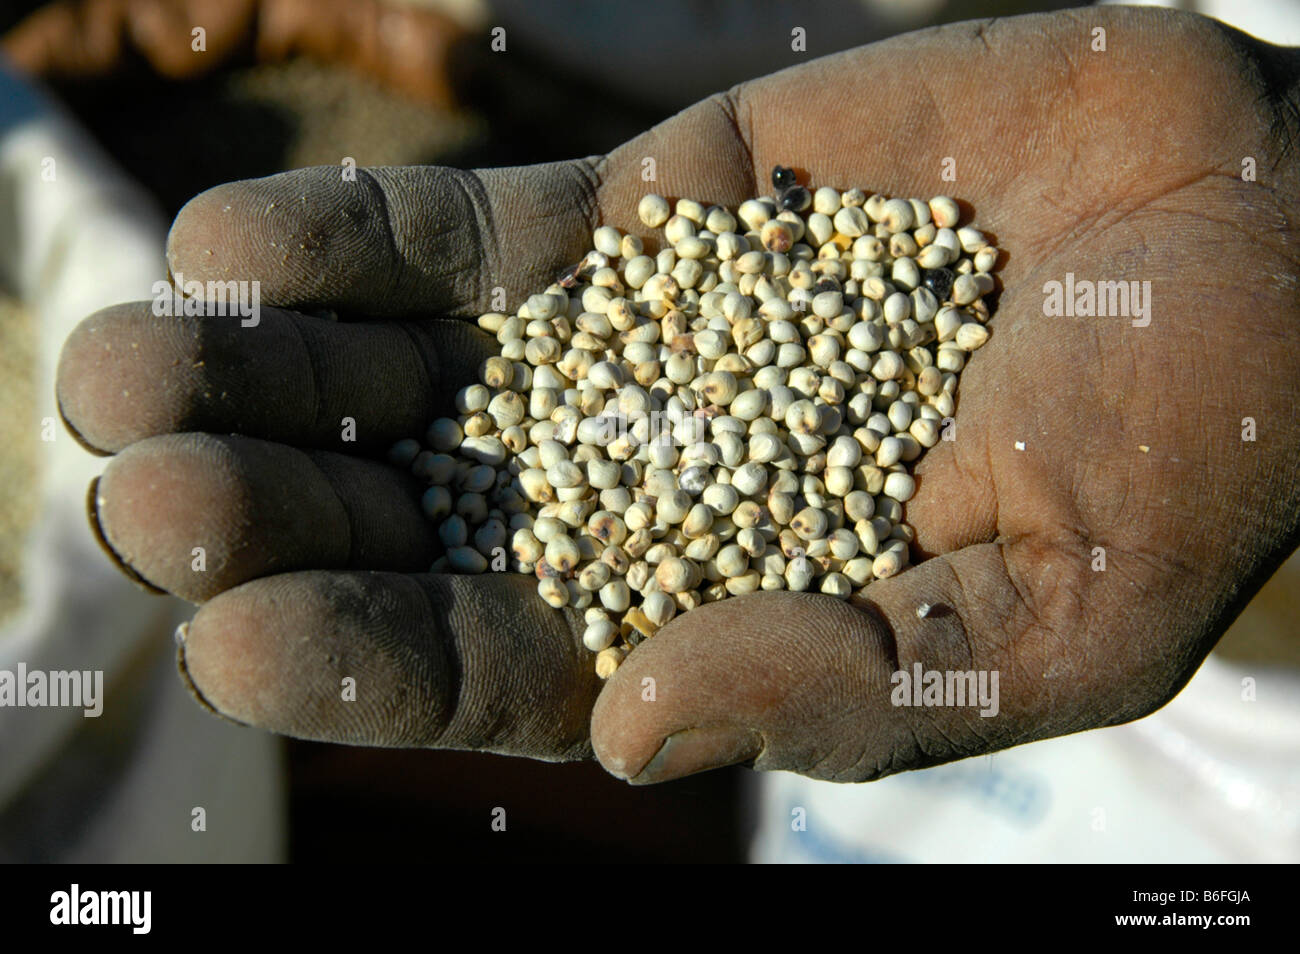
top-left (590, 539), bottom-right (1161, 785)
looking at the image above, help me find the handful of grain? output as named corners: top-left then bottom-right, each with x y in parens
top-left (388, 166), bottom-right (998, 678)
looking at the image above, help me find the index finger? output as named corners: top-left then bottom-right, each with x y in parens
top-left (164, 97), bottom-right (759, 318)
top-left (165, 162), bottom-right (600, 319)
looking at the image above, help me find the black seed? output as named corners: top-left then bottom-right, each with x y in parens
top-left (812, 277), bottom-right (842, 296)
top-left (771, 165), bottom-right (797, 189)
top-left (557, 263), bottom-right (582, 288)
top-left (922, 267), bottom-right (955, 301)
top-left (779, 185), bottom-right (810, 212)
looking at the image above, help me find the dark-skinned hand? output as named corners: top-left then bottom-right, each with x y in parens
top-left (56, 7), bottom-right (1300, 784)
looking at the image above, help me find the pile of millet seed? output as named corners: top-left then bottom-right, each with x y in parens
top-left (387, 166), bottom-right (997, 678)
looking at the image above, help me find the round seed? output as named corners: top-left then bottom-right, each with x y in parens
top-left (454, 384), bottom-right (490, 414)
top-left (702, 483), bottom-right (740, 515)
top-left (883, 472), bottom-right (916, 502)
top-left (731, 528), bottom-right (761, 558)
top-left (586, 511), bottom-right (628, 545)
top-left (790, 507), bottom-right (828, 541)
top-left (880, 198), bottom-right (914, 233)
top-left (872, 549), bottom-right (905, 579)
top-left (706, 206), bottom-right (738, 233)
top-left (421, 484), bottom-right (455, 523)
top-left (638, 194), bottom-right (671, 228)
top-left (544, 533), bottom-right (580, 573)
top-left (725, 570), bottom-right (762, 595)
top-left (956, 226), bottom-right (987, 253)
top-left (684, 534), bottom-right (721, 561)
top-left (824, 467), bottom-right (854, 497)
top-left (871, 352), bottom-right (904, 381)
top-left (731, 462), bottom-right (769, 496)
top-left (586, 459), bottom-right (622, 490)
top-left (813, 187), bottom-right (840, 215)
top-left (600, 579), bottom-right (631, 612)
top-left (876, 436), bottom-right (904, 468)
top-left (832, 206), bottom-right (870, 238)
top-left (716, 544), bottom-right (749, 578)
top-left (439, 515), bottom-right (468, 548)
top-left (583, 619), bottom-right (619, 651)
top-left (682, 503), bottom-right (714, 538)
top-left (388, 438), bottom-right (421, 468)
top-left (546, 460), bottom-right (584, 489)
top-left (827, 435), bottom-right (862, 468)
top-left (812, 290), bottom-right (844, 319)
top-left (767, 491), bottom-right (795, 525)
top-left (785, 556), bottom-right (815, 591)
top-left (657, 489), bottom-right (692, 524)
top-left (936, 347), bottom-right (966, 373)
top-left (592, 226), bottom-right (622, 257)
top-left (928, 196), bottom-right (960, 229)
top-left (955, 322), bottom-right (990, 351)
top-left (447, 546), bottom-right (488, 574)
top-left (951, 274), bottom-right (980, 306)
top-left (512, 528), bottom-right (543, 563)
top-left (656, 557), bottom-right (702, 593)
top-left (761, 220), bottom-right (794, 253)
top-left (538, 577), bottom-right (569, 608)
top-left (820, 572), bottom-right (851, 599)
top-left (642, 591), bottom-right (677, 628)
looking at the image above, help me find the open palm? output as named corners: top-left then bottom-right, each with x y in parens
top-left (57, 6), bottom-right (1300, 783)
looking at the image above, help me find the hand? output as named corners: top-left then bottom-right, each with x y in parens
top-left (57, 6), bottom-right (1300, 781)
top-left (2, 0), bottom-right (463, 107)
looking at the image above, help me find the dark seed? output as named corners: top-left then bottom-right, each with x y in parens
top-left (779, 185), bottom-right (811, 212)
top-left (771, 165), bottom-right (797, 190)
top-left (922, 267), bottom-right (955, 301)
top-left (557, 263), bottom-right (582, 288)
top-left (811, 277), bottom-right (842, 296)
top-left (534, 557), bottom-right (563, 580)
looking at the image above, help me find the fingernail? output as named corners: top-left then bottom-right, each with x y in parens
top-left (57, 397), bottom-right (109, 457)
top-left (85, 477), bottom-right (165, 594)
top-left (628, 726), bottom-right (763, 785)
top-left (174, 628), bottom-right (247, 726)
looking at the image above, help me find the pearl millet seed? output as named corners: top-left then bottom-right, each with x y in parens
top-left (388, 171), bottom-right (999, 677)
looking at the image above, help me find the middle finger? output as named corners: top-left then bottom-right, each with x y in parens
top-left (91, 431), bottom-right (442, 601)
top-left (57, 303), bottom-right (496, 455)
